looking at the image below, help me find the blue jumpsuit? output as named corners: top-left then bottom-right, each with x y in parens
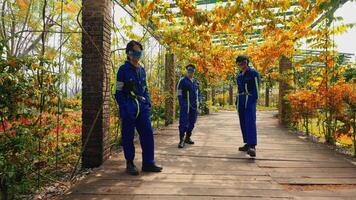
top-left (115, 61), bottom-right (155, 165)
top-left (177, 76), bottom-right (202, 137)
top-left (236, 68), bottom-right (261, 146)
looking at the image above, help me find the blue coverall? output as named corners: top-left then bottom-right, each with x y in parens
top-left (236, 68), bottom-right (261, 146)
top-left (177, 76), bottom-right (202, 137)
top-left (115, 61), bottom-right (155, 165)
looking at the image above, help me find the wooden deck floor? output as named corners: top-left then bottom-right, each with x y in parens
top-left (63, 111), bottom-right (356, 200)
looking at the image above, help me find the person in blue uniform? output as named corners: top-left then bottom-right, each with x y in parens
top-left (115, 40), bottom-right (162, 175)
top-left (177, 64), bottom-right (202, 148)
top-left (235, 56), bottom-right (260, 157)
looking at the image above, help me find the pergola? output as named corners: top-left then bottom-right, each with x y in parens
top-left (80, 0), bottom-right (350, 168)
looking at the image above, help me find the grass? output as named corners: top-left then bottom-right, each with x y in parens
top-left (294, 117), bottom-right (354, 155)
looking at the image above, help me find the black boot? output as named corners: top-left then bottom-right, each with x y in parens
top-left (178, 134), bottom-right (185, 148)
top-left (247, 146), bottom-right (256, 157)
top-left (126, 160), bottom-right (139, 176)
top-left (185, 132), bottom-right (194, 144)
top-left (142, 163), bottom-right (163, 172)
top-left (238, 144), bottom-right (249, 152)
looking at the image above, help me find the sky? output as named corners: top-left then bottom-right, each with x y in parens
top-left (334, 1), bottom-right (356, 58)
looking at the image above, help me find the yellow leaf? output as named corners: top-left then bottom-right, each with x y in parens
top-left (280, 0), bottom-right (290, 10)
top-left (64, 2), bottom-right (80, 14)
top-left (45, 49), bottom-right (57, 60)
top-left (121, 0), bottom-right (130, 5)
top-left (298, 0), bottom-right (309, 9)
top-left (147, 2), bottom-right (155, 12)
top-left (16, 0), bottom-right (29, 14)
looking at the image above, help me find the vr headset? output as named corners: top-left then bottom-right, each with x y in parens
top-left (128, 50), bottom-right (143, 59)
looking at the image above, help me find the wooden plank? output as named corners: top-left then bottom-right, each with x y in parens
top-left (276, 177), bottom-right (356, 185)
top-left (269, 171), bottom-right (356, 178)
top-left (290, 189), bottom-right (356, 197)
top-left (293, 197), bottom-right (349, 200)
top-left (63, 111), bottom-right (356, 200)
top-left (78, 179), bottom-right (284, 189)
top-left (152, 152), bottom-right (346, 163)
top-left (256, 160), bottom-right (355, 168)
top-left (265, 167), bottom-right (356, 174)
top-left (84, 173), bottom-right (274, 182)
top-left (64, 194), bottom-right (293, 200)
top-left (70, 186), bottom-right (291, 198)
top-left (89, 168), bottom-right (269, 176)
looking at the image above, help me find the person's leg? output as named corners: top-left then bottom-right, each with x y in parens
top-left (244, 102), bottom-right (257, 157)
top-left (245, 103), bottom-right (257, 146)
top-left (186, 109), bottom-right (198, 144)
top-left (121, 118), bottom-right (136, 161)
top-left (238, 105), bottom-right (250, 151)
top-left (238, 106), bottom-right (247, 143)
top-left (136, 110), bottom-right (162, 172)
top-left (178, 107), bottom-right (189, 148)
top-left (121, 118), bottom-right (138, 175)
top-left (135, 110), bottom-right (155, 165)
top-left (187, 109), bottom-right (198, 133)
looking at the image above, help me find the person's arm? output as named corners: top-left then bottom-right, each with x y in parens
top-left (235, 75), bottom-right (239, 107)
top-left (197, 81), bottom-right (202, 104)
top-left (142, 68), bottom-right (151, 107)
top-left (115, 66), bottom-right (126, 107)
top-left (177, 78), bottom-right (186, 106)
top-left (252, 71), bottom-right (261, 100)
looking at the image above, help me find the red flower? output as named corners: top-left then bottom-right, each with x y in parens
top-left (0, 121), bottom-right (9, 132)
top-left (19, 117), bottom-right (32, 125)
top-left (10, 130), bottom-right (16, 137)
top-left (74, 127), bottom-right (81, 135)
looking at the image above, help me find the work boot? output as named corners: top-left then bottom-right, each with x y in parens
top-left (142, 163), bottom-right (163, 172)
top-left (178, 134), bottom-right (185, 148)
top-left (185, 132), bottom-right (195, 144)
top-left (247, 147), bottom-right (256, 157)
top-left (238, 144), bottom-right (249, 152)
top-left (126, 160), bottom-right (139, 176)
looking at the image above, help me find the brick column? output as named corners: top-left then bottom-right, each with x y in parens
top-left (278, 55), bottom-right (292, 125)
top-left (81, 0), bottom-right (112, 168)
top-left (164, 53), bottom-right (176, 125)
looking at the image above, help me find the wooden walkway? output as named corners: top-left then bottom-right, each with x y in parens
top-left (64, 111), bottom-right (356, 200)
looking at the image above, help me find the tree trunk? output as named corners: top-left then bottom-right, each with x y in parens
top-left (164, 52), bottom-right (176, 125)
top-left (201, 76), bottom-right (209, 115)
top-left (278, 56), bottom-right (293, 125)
top-left (265, 83), bottom-right (270, 107)
top-left (222, 84), bottom-right (225, 106)
top-left (211, 87), bottom-right (216, 105)
top-left (0, 178), bottom-right (8, 200)
top-left (228, 84), bottom-right (233, 105)
top-left (64, 62), bottom-right (68, 97)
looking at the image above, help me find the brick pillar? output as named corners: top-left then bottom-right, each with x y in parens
top-left (81, 0), bottom-right (112, 168)
top-left (164, 53), bottom-right (176, 125)
top-left (278, 55), bottom-right (292, 125)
